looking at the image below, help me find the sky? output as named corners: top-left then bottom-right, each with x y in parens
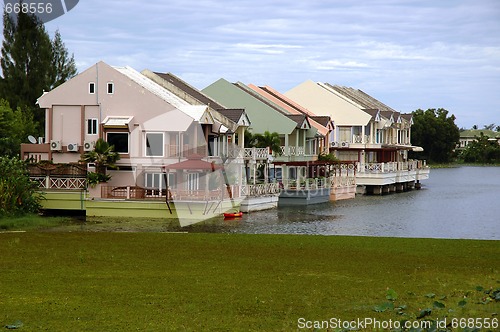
top-left (5, 0), bottom-right (500, 128)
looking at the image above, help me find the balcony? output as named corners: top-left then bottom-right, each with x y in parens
top-left (21, 143), bottom-right (50, 162)
top-left (356, 160), bottom-right (429, 186)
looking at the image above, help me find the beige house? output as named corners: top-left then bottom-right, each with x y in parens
top-left (285, 80), bottom-right (429, 193)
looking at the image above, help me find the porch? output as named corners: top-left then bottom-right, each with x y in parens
top-left (356, 160), bottom-right (430, 193)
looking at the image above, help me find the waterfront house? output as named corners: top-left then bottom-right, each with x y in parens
top-left (202, 79), bottom-right (356, 204)
top-left (20, 61), bottom-right (247, 219)
top-left (285, 80), bottom-right (429, 194)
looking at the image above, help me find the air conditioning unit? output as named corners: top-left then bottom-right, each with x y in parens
top-left (83, 140), bottom-right (95, 151)
top-left (330, 141), bottom-right (339, 148)
top-left (340, 141), bottom-right (350, 148)
top-left (67, 143), bottom-right (79, 152)
top-left (50, 140), bottom-right (61, 151)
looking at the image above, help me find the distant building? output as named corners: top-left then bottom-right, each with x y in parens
top-left (457, 129), bottom-right (500, 150)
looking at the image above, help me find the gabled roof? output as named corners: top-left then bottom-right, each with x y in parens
top-left (142, 70), bottom-right (244, 131)
top-left (400, 113), bottom-right (414, 125)
top-left (217, 108), bottom-right (250, 126)
top-left (310, 116), bottom-right (332, 127)
top-left (149, 71), bottom-right (225, 110)
top-left (325, 83), bottom-right (398, 114)
top-left (285, 80), bottom-right (372, 126)
top-left (113, 66), bottom-right (188, 110)
top-left (256, 85), bottom-right (317, 117)
top-left (361, 109), bottom-right (381, 122)
top-left (246, 84), bottom-right (328, 136)
top-left (460, 129), bottom-right (500, 138)
top-left (286, 114), bottom-right (310, 129)
top-left (202, 78), bottom-right (297, 135)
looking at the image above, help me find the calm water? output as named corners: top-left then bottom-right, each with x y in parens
top-left (185, 167), bottom-right (500, 240)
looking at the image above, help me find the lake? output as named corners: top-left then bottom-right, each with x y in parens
top-left (185, 166), bottom-right (500, 240)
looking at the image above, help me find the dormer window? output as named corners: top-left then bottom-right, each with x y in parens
top-left (89, 82), bottom-right (95, 94)
top-left (107, 82), bottom-right (114, 94)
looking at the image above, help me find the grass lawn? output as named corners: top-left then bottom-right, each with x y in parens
top-left (0, 232), bottom-right (498, 331)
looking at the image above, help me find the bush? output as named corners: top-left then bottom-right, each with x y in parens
top-left (0, 156), bottom-right (42, 216)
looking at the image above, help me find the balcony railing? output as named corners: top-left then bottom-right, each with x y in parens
top-left (357, 160), bottom-right (427, 173)
top-left (31, 176), bottom-right (86, 190)
top-left (244, 147), bottom-right (270, 160)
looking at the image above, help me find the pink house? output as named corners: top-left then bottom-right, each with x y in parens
top-left (21, 61), bottom-right (246, 200)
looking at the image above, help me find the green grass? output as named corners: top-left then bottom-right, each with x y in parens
top-left (0, 214), bottom-right (74, 231)
top-left (0, 232), bottom-right (498, 331)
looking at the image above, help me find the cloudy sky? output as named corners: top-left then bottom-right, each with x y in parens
top-left (10, 0), bottom-right (500, 128)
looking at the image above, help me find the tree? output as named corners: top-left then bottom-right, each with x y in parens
top-left (410, 108), bottom-right (460, 163)
top-left (253, 131), bottom-right (282, 155)
top-left (0, 99), bottom-right (36, 157)
top-left (459, 133), bottom-right (500, 164)
top-left (0, 156), bottom-right (41, 216)
top-left (82, 138), bottom-right (120, 186)
top-left (0, 11), bottom-right (52, 117)
top-left (483, 123), bottom-right (495, 131)
top-left (0, 11), bottom-right (77, 134)
top-left (50, 30), bottom-right (77, 89)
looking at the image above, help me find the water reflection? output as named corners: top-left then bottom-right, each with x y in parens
top-left (183, 167), bottom-right (500, 240)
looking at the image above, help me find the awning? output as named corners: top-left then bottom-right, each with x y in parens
top-left (102, 116), bottom-right (134, 129)
top-left (212, 121), bottom-right (230, 134)
top-left (412, 146), bottom-right (424, 152)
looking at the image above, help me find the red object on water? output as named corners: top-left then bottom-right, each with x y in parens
top-left (223, 211), bottom-right (243, 218)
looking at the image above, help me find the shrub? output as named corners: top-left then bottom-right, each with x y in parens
top-left (0, 156), bottom-right (42, 216)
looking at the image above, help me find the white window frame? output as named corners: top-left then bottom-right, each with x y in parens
top-left (107, 82), bottom-right (114, 94)
top-left (145, 173), bottom-right (176, 190)
top-left (87, 118), bottom-right (98, 135)
top-left (145, 132), bottom-right (164, 157)
top-left (187, 173), bottom-right (199, 191)
top-left (89, 82), bottom-right (96, 94)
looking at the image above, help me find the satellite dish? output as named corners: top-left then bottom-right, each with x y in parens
top-left (28, 135), bottom-right (37, 144)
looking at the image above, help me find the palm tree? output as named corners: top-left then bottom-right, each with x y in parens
top-left (253, 131), bottom-right (282, 155)
top-left (82, 138), bottom-right (120, 177)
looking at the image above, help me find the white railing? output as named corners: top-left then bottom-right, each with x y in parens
top-left (227, 146), bottom-right (244, 159)
top-left (358, 160), bottom-right (427, 173)
top-left (241, 183), bottom-right (280, 197)
top-left (244, 147), bottom-right (270, 160)
top-left (31, 176), bottom-right (86, 190)
top-left (331, 175), bottom-right (356, 188)
top-left (280, 146), bottom-right (306, 156)
top-left (353, 135), bottom-right (363, 143)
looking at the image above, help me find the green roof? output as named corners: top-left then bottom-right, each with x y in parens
top-left (202, 78), bottom-right (297, 135)
top-left (460, 129), bottom-right (500, 138)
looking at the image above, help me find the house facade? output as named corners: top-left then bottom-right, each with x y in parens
top-left (285, 80), bottom-right (429, 193)
top-left (457, 129), bottom-right (500, 150)
top-left (21, 61), bottom-right (245, 204)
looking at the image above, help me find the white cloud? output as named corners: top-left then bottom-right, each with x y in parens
top-left (0, 0), bottom-right (492, 128)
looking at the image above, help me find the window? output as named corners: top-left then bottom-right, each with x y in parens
top-left (208, 136), bottom-right (219, 157)
top-left (187, 173), bottom-right (199, 191)
top-left (145, 133), bottom-right (164, 157)
top-left (89, 82), bottom-right (95, 94)
top-left (145, 173), bottom-right (175, 190)
top-left (107, 132), bottom-right (129, 153)
top-left (87, 118), bottom-right (98, 135)
top-left (107, 82), bottom-right (114, 94)
top-left (339, 127), bottom-right (351, 142)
